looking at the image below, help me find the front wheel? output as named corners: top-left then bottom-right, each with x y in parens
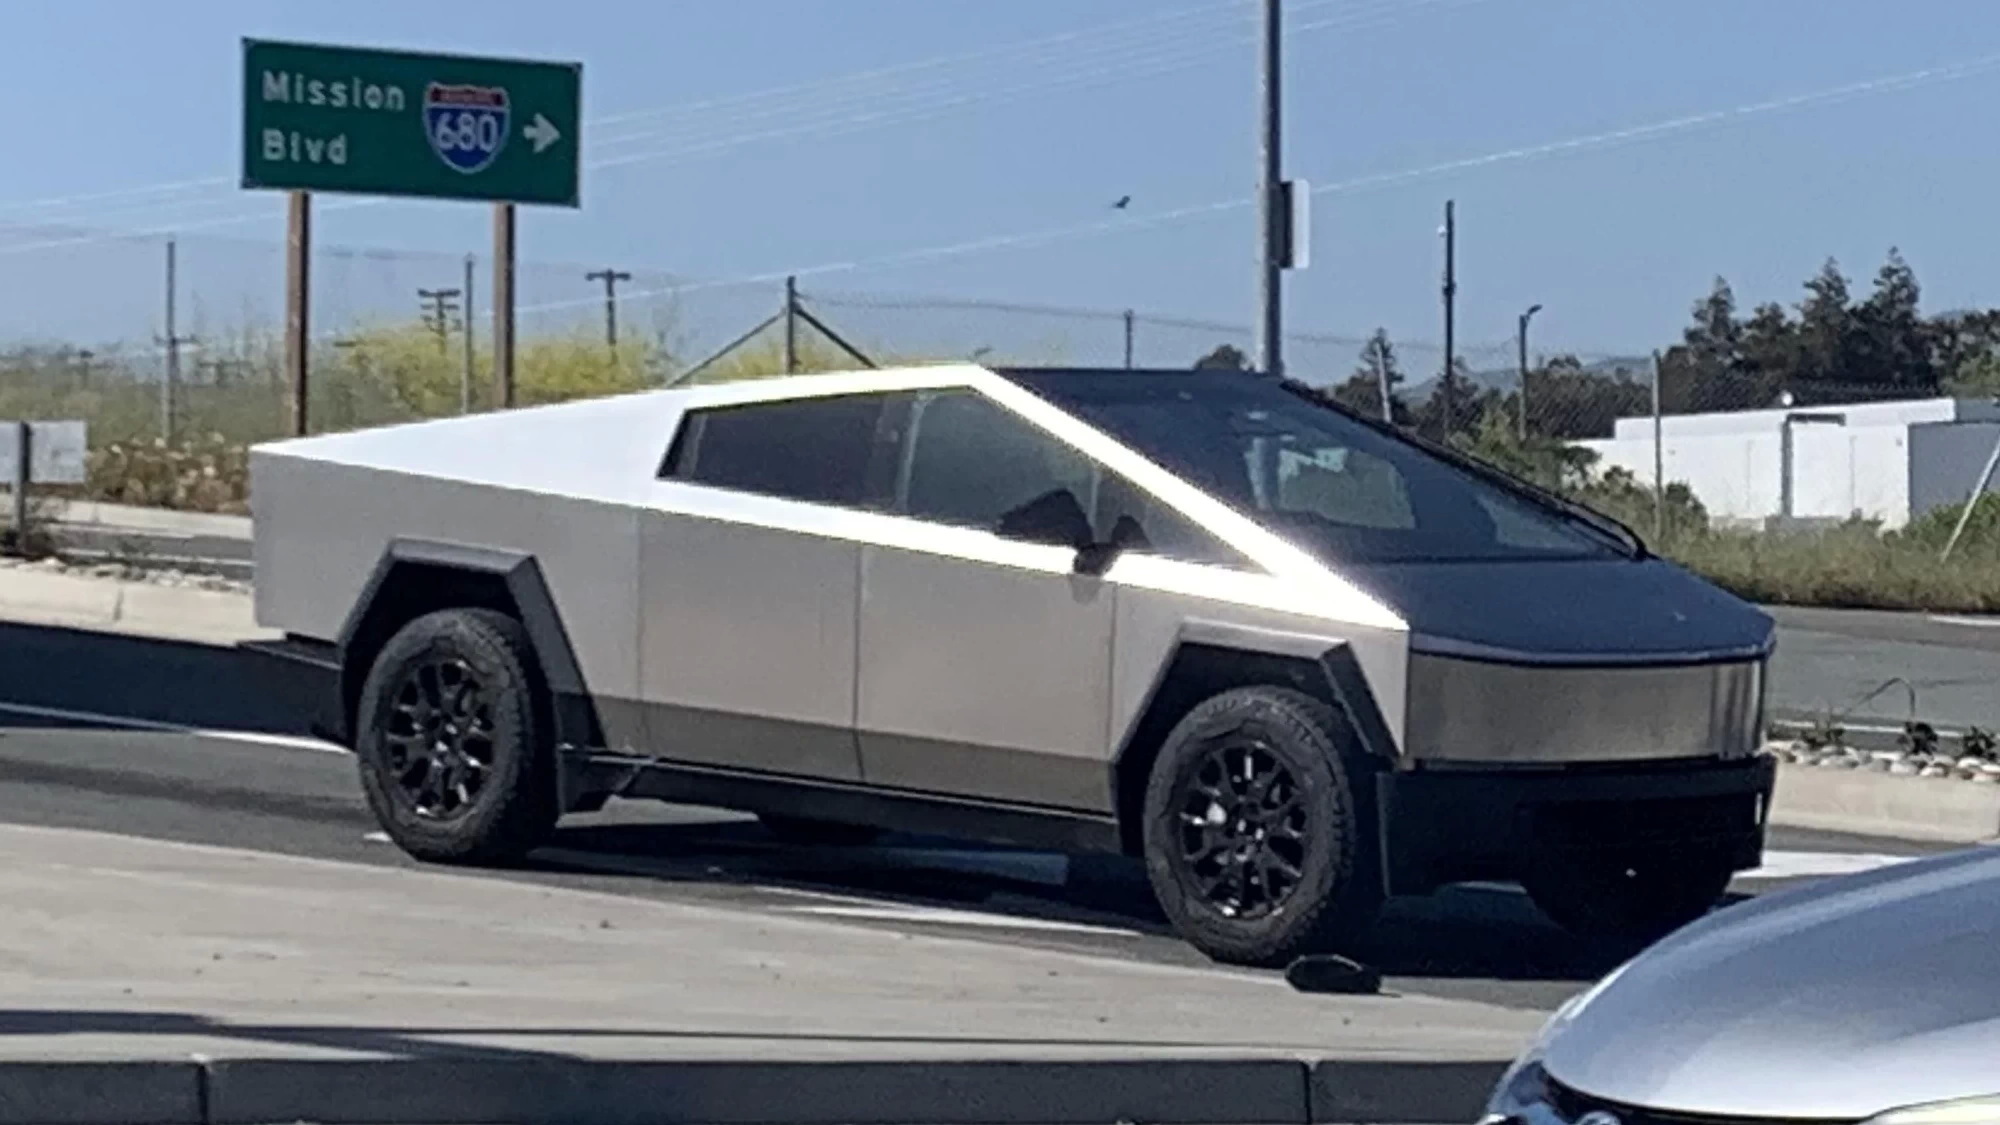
top-left (354, 608), bottom-right (559, 866)
top-left (1141, 686), bottom-right (1381, 967)
top-left (1522, 847), bottom-right (1737, 944)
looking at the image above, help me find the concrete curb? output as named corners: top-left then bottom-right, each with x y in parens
top-left (1771, 759), bottom-right (2000, 843)
top-left (0, 1056), bottom-right (1510, 1125)
top-left (41, 500), bottom-right (250, 540)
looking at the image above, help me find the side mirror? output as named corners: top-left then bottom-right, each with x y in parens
top-left (997, 488), bottom-right (1095, 550)
top-left (1073, 540), bottom-right (1121, 577)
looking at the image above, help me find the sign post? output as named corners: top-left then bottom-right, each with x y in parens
top-left (1, 421), bottom-right (88, 554)
top-left (241, 38), bottom-right (582, 422)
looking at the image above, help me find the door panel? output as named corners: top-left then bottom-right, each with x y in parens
top-left (637, 508), bottom-right (863, 780)
top-left (856, 540), bottom-right (1116, 812)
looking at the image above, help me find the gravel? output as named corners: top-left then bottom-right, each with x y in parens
top-left (1771, 738), bottom-right (2000, 783)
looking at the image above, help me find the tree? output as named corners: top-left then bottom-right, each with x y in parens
top-left (1852, 248), bottom-right (1935, 392)
top-left (1521, 356), bottom-right (1651, 439)
top-left (1796, 257), bottom-right (1854, 387)
top-left (1194, 343), bottom-right (1249, 370)
top-left (1328, 329), bottom-right (1409, 422)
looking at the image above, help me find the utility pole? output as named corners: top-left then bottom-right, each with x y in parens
top-left (1255, 0), bottom-right (1284, 378)
top-left (154, 237), bottom-right (196, 446)
top-left (1122, 309), bottom-right (1136, 368)
top-left (585, 267), bottom-right (631, 354)
top-left (1440, 200), bottom-right (1457, 438)
top-left (461, 254), bottom-right (476, 414)
top-left (1517, 302), bottom-right (1542, 441)
top-left (418, 287), bottom-right (462, 353)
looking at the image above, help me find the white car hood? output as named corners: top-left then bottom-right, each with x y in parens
top-left (1543, 844), bottom-right (2000, 1120)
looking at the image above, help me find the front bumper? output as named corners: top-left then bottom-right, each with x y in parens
top-left (1376, 754), bottom-right (1776, 896)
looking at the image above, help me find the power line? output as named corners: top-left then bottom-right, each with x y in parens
top-left (0, 0), bottom-right (1270, 220)
top-left (0, 0), bottom-right (1427, 237)
top-left (73, 46), bottom-right (2000, 362)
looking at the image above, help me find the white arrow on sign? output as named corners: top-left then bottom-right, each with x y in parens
top-left (523, 113), bottom-right (561, 154)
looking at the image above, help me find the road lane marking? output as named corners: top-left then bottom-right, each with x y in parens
top-left (1738, 850), bottom-right (1924, 880)
top-left (1929, 615), bottom-right (2000, 627)
top-left (0, 700), bottom-right (345, 754)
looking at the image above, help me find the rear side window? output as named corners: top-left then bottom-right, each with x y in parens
top-left (663, 393), bottom-right (889, 508)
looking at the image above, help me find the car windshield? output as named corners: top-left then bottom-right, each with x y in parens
top-left (1005, 370), bottom-right (1628, 565)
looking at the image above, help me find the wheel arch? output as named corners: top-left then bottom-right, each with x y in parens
top-left (1107, 625), bottom-right (1400, 857)
top-left (335, 539), bottom-right (605, 775)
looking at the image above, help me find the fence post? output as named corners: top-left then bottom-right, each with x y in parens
top-left (10, 421), bottom-right (29, 554)
top-left (1651, 350), bottom-right (1664, 541)
top-left (783, 276), bottom-right (799, 375)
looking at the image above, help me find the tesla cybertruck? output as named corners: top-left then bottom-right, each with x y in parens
top-left (244, 364), bottom-right (1776, 965)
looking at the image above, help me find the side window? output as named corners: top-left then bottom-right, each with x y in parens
top-left (662, 392), bottom-right (891, 508)
top-left (902, 390), bottom-right (1098, 532)
top-left (898, 389), bottom-right (1250, 567)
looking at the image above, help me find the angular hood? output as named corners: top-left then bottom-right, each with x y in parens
top-left (1544, 845), bottom-right (2000, 1119)
top-left (1342, 557), bottom-right (1773, 665)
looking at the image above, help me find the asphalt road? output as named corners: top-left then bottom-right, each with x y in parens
top-left (0, 620), bottom-right (1970, 1018)
top-left (1764, 604), bottom-right (2000, 733)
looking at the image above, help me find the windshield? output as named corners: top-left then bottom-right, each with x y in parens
top-left (1005, 370), bottom-right (1626, 565)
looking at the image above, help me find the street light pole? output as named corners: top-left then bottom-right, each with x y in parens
top-left (1517, 303), bottom-right (1542, 441)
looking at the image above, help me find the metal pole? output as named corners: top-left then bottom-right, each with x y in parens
top-left (1651, 349), bottom-right (1665, 540)
top-left (785, 275), bottom-right (801, 373)
top-left (461, 254), bottom-right (476, 414)
top-left (492, 204), bottom-right (516, 409)
top-left (1255, 0), bottom-right (1283, 378)
top-left (1375, 346), bottom-right (1393, 423)
top-left (284, 195), bottom-right (311, 437)
top-left (164, 237), bottom-right (179, 444)
top-left (1941, 426), bottom-right (2000, 560)
top-left (1441, 200), bottom-right (1456, 437)
top-left (1123, 309), bottom-right (1135, 368)
top-left (1517, 304), bottom-right (1541, 442)
top-left (10, 421), bottom-right (28, 553)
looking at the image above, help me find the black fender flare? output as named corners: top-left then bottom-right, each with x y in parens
top-left (1105, 620), bottom-right (1403, 859)
top-left (336, 538), bottom-right (605, 811)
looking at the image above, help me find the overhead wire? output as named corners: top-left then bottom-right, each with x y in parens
top-left (0, 0), bottom-right (1448, 238)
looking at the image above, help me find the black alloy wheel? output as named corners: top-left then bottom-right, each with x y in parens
top-left (355, 608), bottom-right (558, 865)
top-left (1142, 685), bottom-right (1380, 966)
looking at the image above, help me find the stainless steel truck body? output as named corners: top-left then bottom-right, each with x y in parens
top-left (245, 364), bottom-right (1776, 965)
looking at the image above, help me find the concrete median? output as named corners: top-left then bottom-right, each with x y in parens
top-left (0, 1054), bottom-right (1506, 1124)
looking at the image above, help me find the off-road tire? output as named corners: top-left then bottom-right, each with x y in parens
top-left (355, 607), bottom-right (559, 866)
top-left (759, 815), bottom-right (882, 847)
top-left (1521, 846), bottom-right (1736, 944)
top-left (1142, 685), bottom-right (1381, 967)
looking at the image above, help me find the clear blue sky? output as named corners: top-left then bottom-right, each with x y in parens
top-left (4, 0), bottom-right (2000, 376)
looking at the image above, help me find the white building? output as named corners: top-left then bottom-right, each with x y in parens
top-left (1572, 396), bottom-right (2000, 530)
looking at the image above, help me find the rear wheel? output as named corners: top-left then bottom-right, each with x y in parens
top-left (354, 608), bottom-right (558, 866)
top-left (1141, 686), bottom-right (1381, 967)
top-left (1522, 846), bottom-right (1737, 943)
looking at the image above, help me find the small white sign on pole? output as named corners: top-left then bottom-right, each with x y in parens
top-left (0, 421), bottom-right (89, 485)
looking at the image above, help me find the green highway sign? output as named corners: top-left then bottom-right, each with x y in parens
top-left (241, 38), bottom-right (581, 207)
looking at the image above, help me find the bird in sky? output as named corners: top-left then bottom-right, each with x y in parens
top-left (1112, 195), bottom-right (1131, 209)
